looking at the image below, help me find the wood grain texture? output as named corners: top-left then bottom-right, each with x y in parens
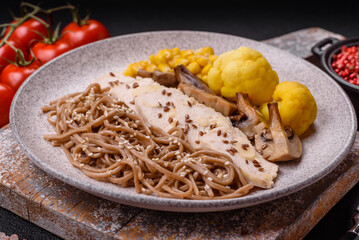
top-left (0, 27), bottom-right (356, 240)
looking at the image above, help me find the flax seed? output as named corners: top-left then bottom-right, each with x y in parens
top-left (168, 117), bottom-right (173, 123)
top-left (158, 113), bottom-right (162, 118)
top-left (241, 144), bottom-right (249, 150)
top-left (187, 101), bottom-right (192, 107)
top-left (217, 129), bottom-right (221, 136)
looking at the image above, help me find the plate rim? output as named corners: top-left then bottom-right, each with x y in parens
top-left (10, 30), bottom-right (358, 212)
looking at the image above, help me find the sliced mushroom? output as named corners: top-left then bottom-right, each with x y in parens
top-left (254, 102), bottom-right (302, 161)
top-left (178, 83), bottom-right (237, 116)
top-left (229, 92), bottom-right (265, 138)
top-left (137, 69), bottom-right (178, 88)
top-left (174, 64), bottom-right (214, 94)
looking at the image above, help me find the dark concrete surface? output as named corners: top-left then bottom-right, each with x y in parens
top-left (1, 1), bottom-right (359, 239)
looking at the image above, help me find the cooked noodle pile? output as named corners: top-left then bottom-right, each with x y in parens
top-left (42, 83), bottom-right (253, 199)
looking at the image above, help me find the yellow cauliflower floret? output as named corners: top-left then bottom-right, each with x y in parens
top-left (207, 46), bottom-right (279, 105)
top-left (259, 81), bottom-right (317, 136)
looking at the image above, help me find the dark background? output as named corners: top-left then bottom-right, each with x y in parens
top-left (1, 0), bottom-right (359, 239)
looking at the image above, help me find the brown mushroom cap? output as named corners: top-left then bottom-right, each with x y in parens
top-left (230, 92), bottom-right (265, 138)
top-left (178, 83), bottom-right (237, 116)
top-left (254, 102), bottom-right (302, 162)
top-left (137, 69), bottom-right (179, 88)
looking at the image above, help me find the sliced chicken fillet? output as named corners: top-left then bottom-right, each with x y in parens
top-left (93, 73), bottom-right (278, 188)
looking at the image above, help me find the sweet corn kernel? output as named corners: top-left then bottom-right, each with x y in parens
top-left (196, 46), bottom-right (214, 56)
top-left (158, 63), bottom-right (172, 72)
top-left (201, 75), bottom-right (208, 83)
top-left (209, 55), bottom-right (218, 63)
top-left (187, 61), bottom-right (201, 75)
top-left (196, 56), bottom-right (209, 67)
top-left (186, 54), bottom-right (196, 62)
top-left (174, 58), bottom-right (190, 67)
top-left (171, 47), bottom-right (180, 56)
top-left (180, 49), bottom-right (194, 58)
top-left (157, 49), bottom-right (172, 61)
top-left (149, 54), bottom-right (157, 65)
top-left (123, 67), bottom-right (135, 77)
top-left (201, 63), bottom-right (212, 75)
top-left (145, 64), bottom-right (158, 72)
top-left (139, 60), bottom-right (148, 67)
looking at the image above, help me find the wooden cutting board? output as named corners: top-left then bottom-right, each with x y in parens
top-left (1, 27), bottom-right (357, 240)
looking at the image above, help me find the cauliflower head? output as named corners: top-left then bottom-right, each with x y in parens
top-left (259, 81), bottom-right (317, 136)
top-left (207, 46), bottom-right (279, 105)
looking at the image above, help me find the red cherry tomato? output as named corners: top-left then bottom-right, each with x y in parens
top-left (0, 60), bottom-right (42, 91)
top-left (61, 19), bottom-right (110, 48)
top-left (0, 83), bottom-right (15, 128)
top-left (32, 39), bottom-right (73, 64)
top-left (6, 18), bottom-right (49, 48)
top-left (0, 40), bottom-right (29, 73)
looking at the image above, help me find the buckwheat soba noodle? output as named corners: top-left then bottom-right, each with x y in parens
top-left (42, 83), bottom-right (253, 199)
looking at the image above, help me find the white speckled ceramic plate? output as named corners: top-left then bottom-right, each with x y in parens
top-left (10, 31), bottom-right (357, 212)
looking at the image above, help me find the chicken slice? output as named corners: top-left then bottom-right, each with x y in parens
top-left (93, 73), bottom-right (278, 188)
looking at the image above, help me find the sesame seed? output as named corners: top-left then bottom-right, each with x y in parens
top-left (191, 124), bottom-right (197, 129)
top-left (163, 106), bottom-right (170, 112)
top-left (204, 170), bottom-right (209, 175)
top-left (225, 161), bottom-right (230, 166)
top-left (222, 140), bottom-right (229, 144)
top-left (185, 114), bottom-right (190, 119)
top-left (162, 89), bottom-right (166, 95)
top-left (230, 140), bottom-right (238, 144)
top-left (223, 132), bottom-right (227, 137)
top-left (167, 92), bottom-right (172, 96)
top-left (217, 130), bottom-right (222, 136)
top-left (209, 123), bottom-right (217, 129)
top-left (109, 72), bottom-right (115, 77)
top-left (195, 140), bottom-right (200, 144)
top-left (80, 163), bottom-right (84, 167)
top-left (199, 131), bottom-right (204, 136)
top-left (204, 185), bottom-right (210, 190)
top-left (261, 144), bottom-right (268, 150)
top-left (168, 117), bottom-right (173, 123)
top-left (207, 177), bottom-right (213, 182)
top-left (158, 102), bottom-right (162, 107)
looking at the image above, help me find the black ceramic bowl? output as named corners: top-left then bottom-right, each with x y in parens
top-left (311, 37), bottom-right (359, 93)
